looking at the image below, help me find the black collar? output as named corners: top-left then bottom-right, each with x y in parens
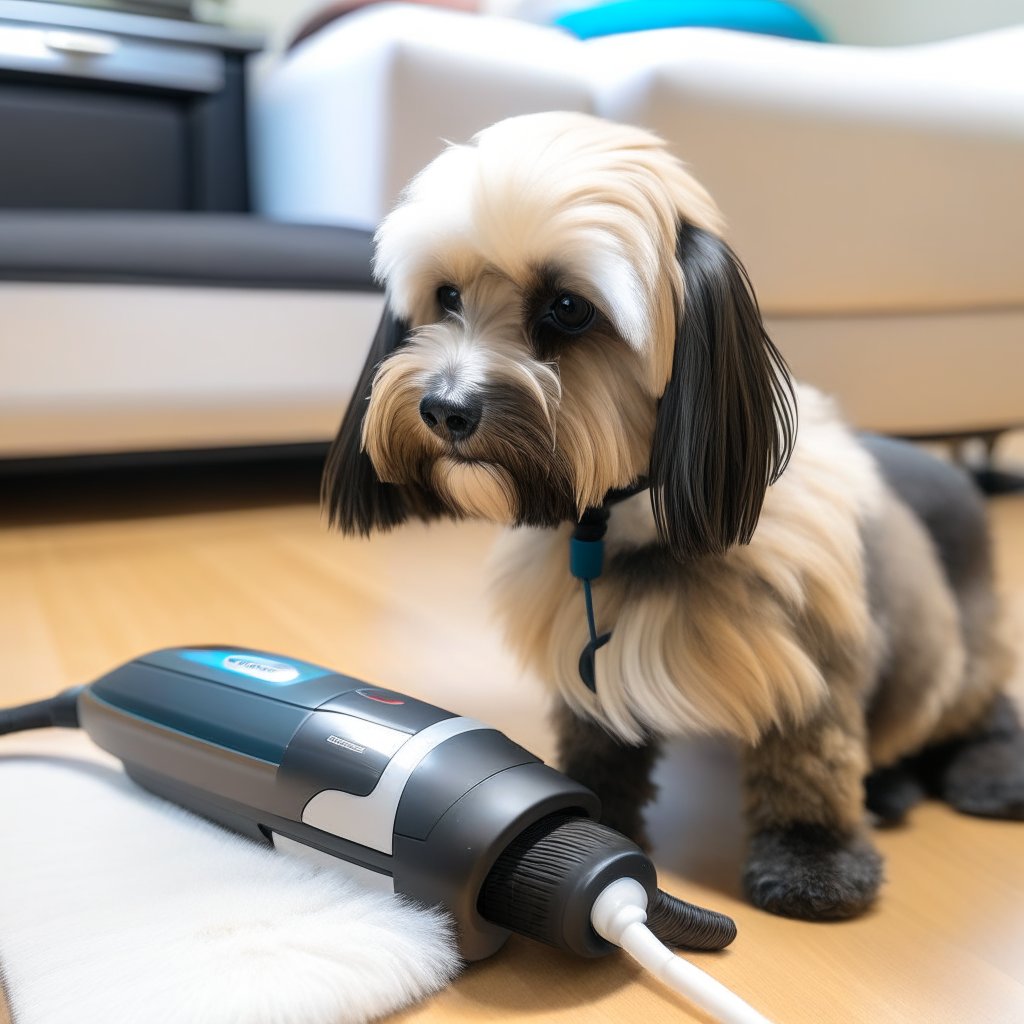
top-left (572, 477), bottom-right (649, 543)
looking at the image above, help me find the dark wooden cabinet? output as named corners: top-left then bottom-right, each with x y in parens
top-left (0, 1), bottom-right (262, 211)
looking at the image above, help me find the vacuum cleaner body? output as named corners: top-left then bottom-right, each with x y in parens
top-left (3, 645), bottom-right (743, 1017)
top-left (79, 645), bottom-right (602, 960)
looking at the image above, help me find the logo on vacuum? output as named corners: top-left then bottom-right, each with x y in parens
top-left (221, 654), bottom-right (300, 683)
top-left (327, 735), bottom-right (366, 754)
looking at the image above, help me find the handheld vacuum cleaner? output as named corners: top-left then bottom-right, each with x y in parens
top-left (1, 645), bottom-right (769, 1024)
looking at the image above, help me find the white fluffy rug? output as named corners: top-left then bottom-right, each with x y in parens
top-left (0, 733), bottom-right (460, 1024)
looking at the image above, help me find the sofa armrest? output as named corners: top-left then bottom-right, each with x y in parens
top-left (254, 6), bottom-right (592, 231)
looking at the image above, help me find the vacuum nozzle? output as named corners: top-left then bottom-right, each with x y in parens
top-left (478, 813), bottom-right (736, 957)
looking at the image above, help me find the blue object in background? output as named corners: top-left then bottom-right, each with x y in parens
top-left (556, 0), bottom-right (826, 42)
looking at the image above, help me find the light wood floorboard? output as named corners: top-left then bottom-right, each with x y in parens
top-left (1, 450), bottom-right (1023, 1024)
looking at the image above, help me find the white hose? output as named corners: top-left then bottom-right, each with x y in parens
top-left (591, 878), bottom-right (772, 1024)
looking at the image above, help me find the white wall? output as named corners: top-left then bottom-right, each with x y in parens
top-left (803, 0), bottom-right (1024, 46)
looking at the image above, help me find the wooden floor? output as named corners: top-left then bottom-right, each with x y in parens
top-left (1, 451), bottom-right (1023, 1024)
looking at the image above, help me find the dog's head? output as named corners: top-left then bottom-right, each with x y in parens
top-left (324, 112), bottom-right (795, 560)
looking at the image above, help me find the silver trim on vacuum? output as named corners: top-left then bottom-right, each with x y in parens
top-left (301, 716), bottom-right (488, 854)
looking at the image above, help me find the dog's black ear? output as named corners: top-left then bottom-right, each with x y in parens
top-left (321, 302), bottom-right (431, 535)
top-left (650, 223), bottom-right (797, 561)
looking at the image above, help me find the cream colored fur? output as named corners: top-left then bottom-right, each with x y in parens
top-left (491, 386), bottom-right (887, 746)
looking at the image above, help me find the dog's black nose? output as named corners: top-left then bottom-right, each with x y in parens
top-left (419, 394), bottom-right (482, 442)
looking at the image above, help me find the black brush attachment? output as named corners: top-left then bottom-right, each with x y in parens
top-left (648, 888), bottom-right (737, 950)
top-left (478, 813), bottom-right (736, 957)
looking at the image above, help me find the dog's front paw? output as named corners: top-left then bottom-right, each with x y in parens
top-left (743, 823), bottom-right (883, 920)
top-left (941, 735), bottom-right (1024, 820)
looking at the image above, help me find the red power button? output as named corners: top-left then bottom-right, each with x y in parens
top-left (357, 689), bottom-right (405, 706)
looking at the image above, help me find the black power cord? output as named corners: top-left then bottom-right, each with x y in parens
top-left (0, 688), bottom-right (83, 736)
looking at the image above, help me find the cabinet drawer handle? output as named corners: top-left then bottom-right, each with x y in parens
top-left (43, 30), bottom-right (120, 57)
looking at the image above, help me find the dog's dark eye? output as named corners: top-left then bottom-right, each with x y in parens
top-left (550, 293), bottom-right (594, 333)
top-left (437, 285), bottom-right (462, 314)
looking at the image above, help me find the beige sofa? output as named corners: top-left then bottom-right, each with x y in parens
top-left (256, 9), bottom-right (1024, 442)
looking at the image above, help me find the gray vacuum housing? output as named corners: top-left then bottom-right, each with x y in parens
top-left (78, 645), bottom-right (602, 960)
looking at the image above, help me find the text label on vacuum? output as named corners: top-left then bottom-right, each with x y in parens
top-left (327, 735), bottom-right (366, 754)
top-left (222, 654), bottom-right (300, 683)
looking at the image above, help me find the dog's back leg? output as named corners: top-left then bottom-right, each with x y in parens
top-left (914, 693), bottom-right (1024, 820)
top-left (860, 435), bottom-right (1020, 820)
top-left (864, 761), bottom-right (927, 825)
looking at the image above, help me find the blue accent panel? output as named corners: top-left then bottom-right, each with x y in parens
top-left (180, 648), bottom-right (330, 683)
top-left (136, 647), bottom-right (362, 708)
top-left (90, 662), bottom-right (310, 764)
top-left (570, 536), bottom-right (605, 581)
top-left (556, 0), bottom-right (826, 42)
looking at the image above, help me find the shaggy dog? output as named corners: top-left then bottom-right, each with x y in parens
top-left (323, 112), bottom-right (1022, 919)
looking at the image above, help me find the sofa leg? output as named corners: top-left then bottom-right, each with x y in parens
top-left (971, 466), bottom-right (1024, 495)
top-left (950, 432), bottom-right (1024, 495)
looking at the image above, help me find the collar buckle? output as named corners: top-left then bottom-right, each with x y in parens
top-left (568, 478), bottom-right (647, 692)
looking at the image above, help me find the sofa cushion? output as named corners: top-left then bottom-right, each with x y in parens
top-left (0, 212), bottom-right (376, 291)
